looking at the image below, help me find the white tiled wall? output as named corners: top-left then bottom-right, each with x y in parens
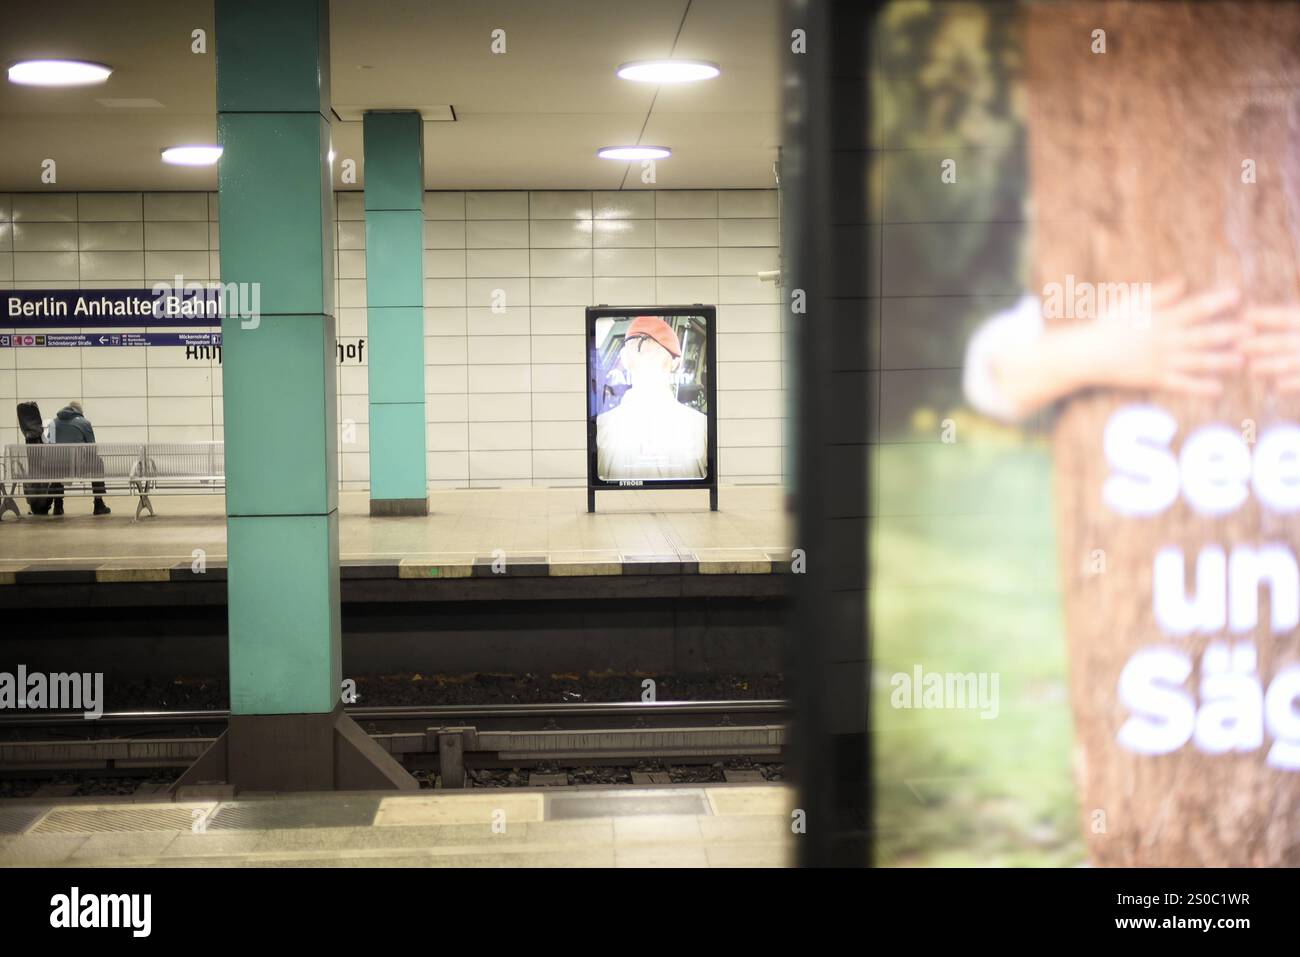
top-left (0, 192), bottom-right (220, 451)
top-left (0, 189), bottom-right (786, 488)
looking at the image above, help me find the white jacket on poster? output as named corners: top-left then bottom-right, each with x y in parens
top-left (596, 386), bottom-right (708, 480)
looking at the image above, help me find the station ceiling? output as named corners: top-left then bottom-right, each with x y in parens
top-left (0, 0), bottom-right (781, 191)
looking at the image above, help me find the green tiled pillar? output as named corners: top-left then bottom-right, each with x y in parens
top-left (216, 0), bottom-right (339, 716)
top-left (363, 111), bottom-right (429, 515)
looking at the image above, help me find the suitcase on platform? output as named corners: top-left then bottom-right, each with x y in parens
top-left (16, 401), bottom-right (54, 515)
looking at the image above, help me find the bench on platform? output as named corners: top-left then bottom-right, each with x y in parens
top-left (0, 441), bottom-right (224, 521)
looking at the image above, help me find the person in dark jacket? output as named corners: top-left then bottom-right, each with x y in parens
top-left (52, 401), bottom-right (110, 516)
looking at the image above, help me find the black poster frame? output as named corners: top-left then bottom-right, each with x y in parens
top-left (585, 304), bottom-right (719, 512)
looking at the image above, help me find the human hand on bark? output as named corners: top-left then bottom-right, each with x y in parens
top-left (1243, 305), bottom-right (1300, 393)
top-left (1082, 278), bottom-right (1244, 398)
top-left (979, 278), bottom-right (1244, 421)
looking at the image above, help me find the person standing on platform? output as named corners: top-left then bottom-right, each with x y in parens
top-left (52, 401), bottom-right (110, 516)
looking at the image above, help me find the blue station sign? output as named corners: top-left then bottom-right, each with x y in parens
top-left (2, 288), bottom-right (223, 329)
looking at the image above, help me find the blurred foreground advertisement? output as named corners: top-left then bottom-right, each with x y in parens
top-left (1026, 1), bottom-right (1300, 865)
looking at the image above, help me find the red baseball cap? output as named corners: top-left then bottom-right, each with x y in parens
top-left (626, 315), bottom-right (681, 358)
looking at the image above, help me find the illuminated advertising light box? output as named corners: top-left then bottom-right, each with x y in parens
top-left (1020, 2), bottom-right (1300, 865)
top-left (585, 305), bottom-right (717, 511)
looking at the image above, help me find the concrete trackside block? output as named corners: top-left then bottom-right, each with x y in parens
top-left (695, 548), bottom-right (772, 575)
top-left (471, 554), bottom-right (548, 577)
top-left (95, 565), bottom-right (173, 583)
top-left (398, 557), bottom-right (473, 579)
top-left (547, 551), bottom-right (622, 576)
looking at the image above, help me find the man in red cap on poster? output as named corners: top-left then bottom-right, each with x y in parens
top-left (596, 316), bottom-right (707, 480)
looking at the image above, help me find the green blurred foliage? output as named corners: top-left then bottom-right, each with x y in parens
top-left (873, 443), bottom-right (1082, 867)
top-left (874, 1), bottom-right (1029, 401)
top-left (869, 2), bottom-right (1083, 867)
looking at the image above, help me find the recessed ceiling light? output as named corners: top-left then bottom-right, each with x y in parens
top-left (161, 145), bottom-right (223, 166)
top-left (616, 59), bottom-right (720, 83)
top-left (8, 59), bottom-right (112, 86)
top-left (598, 146), bottom-right (671, 160)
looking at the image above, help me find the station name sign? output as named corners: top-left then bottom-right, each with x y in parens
top-left (3, 289), bottom-right (221, 328)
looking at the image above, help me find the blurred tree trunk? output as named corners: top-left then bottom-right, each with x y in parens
top-left (1025, 0), bottom-right (1300, 865)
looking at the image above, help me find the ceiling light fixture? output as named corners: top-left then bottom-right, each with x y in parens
top-left (7, 59), bottom-right (113, 86)
top-left (598, 146), bottom-right (671, 160)
top-left (616, 59), bottom-right (720, 83)
top-left (161, 145), bottom-right (223, 166)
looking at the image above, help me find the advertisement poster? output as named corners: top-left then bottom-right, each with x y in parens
top-left (873, 0), bottom-right (1300, 869)
top-left (586, 306), bottom-right (717, 500)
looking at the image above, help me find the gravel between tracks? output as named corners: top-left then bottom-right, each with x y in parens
top-left (95, 671), bottom-right (784, 711)
top-left (1, 761), bottom-right (784, 799)
top-left (0, 672), bottom-right (786, 799)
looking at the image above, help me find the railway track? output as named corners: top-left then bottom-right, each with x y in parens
top-left (0, 700), bottom-right (790, 786)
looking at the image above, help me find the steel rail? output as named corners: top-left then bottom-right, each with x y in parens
top-left (0, 699), bottom-right (789, 729)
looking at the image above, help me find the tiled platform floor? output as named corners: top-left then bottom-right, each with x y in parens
top-left (0, 784), bottom-right (794, 868)
top-left (0, 486), bottom-right (789, 578)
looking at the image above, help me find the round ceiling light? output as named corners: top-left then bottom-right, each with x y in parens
top-left (598, 146), bottom-right (671, 160)
top-left (616, 59), bottom-right (720, 83)
top-left (7, 59), bottom-right (113, 86)
top-left (161, 145), bottom-right (223, 166)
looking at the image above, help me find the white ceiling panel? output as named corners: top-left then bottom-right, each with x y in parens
top-left (0, 0), bottom-right (780, 190)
